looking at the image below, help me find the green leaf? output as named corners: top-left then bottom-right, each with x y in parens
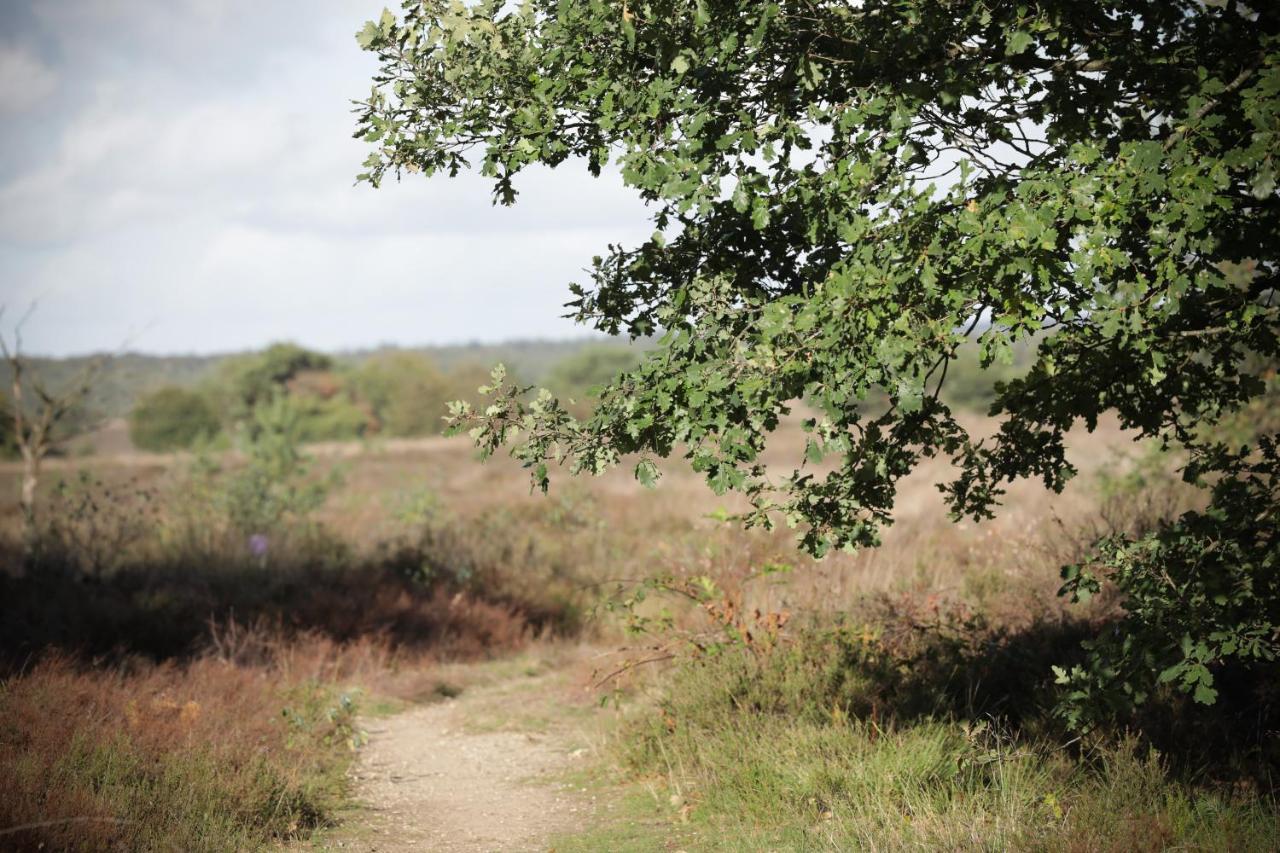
top-left (1006, 30), bottom-right (1033, 56)
top-left (635, 458), bottom-right (660, 488)
top-left (356, 21), bottom-right (380, 49)
top-left (1193, 682), bottom-right (1219, 705)
top-left (751, 198), bottom-right (771, 230)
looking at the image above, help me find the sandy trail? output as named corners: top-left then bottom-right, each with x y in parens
top-left (327, 660), bottom-right (602, 852)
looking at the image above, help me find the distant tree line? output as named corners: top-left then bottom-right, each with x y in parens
top-left (9, 336), bottom-right (1025, 457)
top-left (125, 341), bottom-right (661, 452)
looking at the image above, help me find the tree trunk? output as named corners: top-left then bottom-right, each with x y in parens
top-left (19, 444), bottom-right (40, 560)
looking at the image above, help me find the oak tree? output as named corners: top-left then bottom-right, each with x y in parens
top-left (357, 1), bottom-right (1279, 720)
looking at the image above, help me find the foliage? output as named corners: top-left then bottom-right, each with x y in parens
top-left (34, 470), bottom-right (157, 579)
top-left (214, 342), bottom-right (334, 423)
top-left (594, 624), bottom-right (1280, 851)
top-left (352, 351), bottom-right (452, 437)
top-left (545, 345), bottom-right (643, 396)
top-left (358, 2), bottom-right (1280, 720)
top-left (129, 386), bottom-right (222, 452)
top-left (1057, 439), bottom-right (1280, 727)
top-left (291, 394), bottom-right (376, 443)
top-left (197, 395), bottom-right (336, 537)
top-left (0, 352), bottom-right (221, 421)
top-left (0, 342), bottom-right (626, 424)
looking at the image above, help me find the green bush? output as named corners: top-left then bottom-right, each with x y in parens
top-left (194, 396), bottom-right (336, 537)
top-left (352, 352), bottom-right (451, 437)
top-left (129, 386), bottom-right (221, 452)
top-left (1058, 439), bottom-right (1280, 727)
top-left (544, 346), bottom-right (642, 398)
top-left (210, 343), bottom-right (333, 422)
top-left (292, 395), bottom-right (373, 442)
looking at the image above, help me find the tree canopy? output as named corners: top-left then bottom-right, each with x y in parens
top-left (357, 1), bottom-right (1279, 719)
top-left (129, 386), bottom-right (221, 452)
top-left (215, 343), bottom-right (335, 418)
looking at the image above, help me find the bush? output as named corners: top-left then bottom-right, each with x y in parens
top-left (292, 395), bottom-right (375, 442)
top-left (352, 352), bottom-right (451, 437)
top-left (209, 342), bottom-right (333, 423)
top-left (544, 346), bottom-right (643, 398)
top-left (1057, 439), bottom-right (1280, 728)
top-left (128, 387), bottom-right (220, 452)
top-left (198, 396), bottom-right (336, 537)
top-left (34, 470), bottom-right (157, 579)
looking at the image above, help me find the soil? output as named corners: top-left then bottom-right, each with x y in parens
top-left (319, 655), bottom-right (607, 852)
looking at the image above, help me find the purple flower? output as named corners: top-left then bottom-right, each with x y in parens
top-left (248, 533), bottom-right (269, 559)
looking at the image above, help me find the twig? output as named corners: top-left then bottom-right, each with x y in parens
top-left (0, 816), bottom-right (138, 837)
top-left (592, 652), bottom-right (676, 688)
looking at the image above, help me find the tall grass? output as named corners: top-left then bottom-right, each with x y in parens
top-left (603, 605), bottom-right (1279, 851)
top-left (1, 653), bottom-right (359, 851)
top-left (0, 444), bottom-right (590, 850)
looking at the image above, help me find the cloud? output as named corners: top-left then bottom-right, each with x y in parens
top-left (0, 44), bottom-right (57, 114)
top-left (0, 0), bottom-right (652, 356)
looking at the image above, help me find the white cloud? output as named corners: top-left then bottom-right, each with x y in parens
top-left (0, 44), bottom-right (57, 114)
top-left (0, 0), bottom-right (652, 356)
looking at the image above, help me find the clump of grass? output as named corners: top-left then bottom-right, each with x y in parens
top-left (0, 653), bottom-right (358, 851)
top-left (604, 606), bottom-right (1280, 851)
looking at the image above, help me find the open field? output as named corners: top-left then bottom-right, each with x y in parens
top-left (2, 415), bottom-right (1276, 850)
top-left (6, 2), bottom-right (1278, 850)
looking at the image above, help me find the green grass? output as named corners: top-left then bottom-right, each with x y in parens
top-left (551, 788), bottom-right (698, 852)
top-left (556, 617), bottom-right (1280, 852)
top-left (606, 713), bottom-right (1278, 850)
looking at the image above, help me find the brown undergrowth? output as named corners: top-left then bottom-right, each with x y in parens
top-left (0, 460), bottom-right (583, 850)
top-left (0, 569), bottom-right (551, 851)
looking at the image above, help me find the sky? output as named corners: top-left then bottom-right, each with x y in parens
top-left (0, 0), bottom-right (651, 357)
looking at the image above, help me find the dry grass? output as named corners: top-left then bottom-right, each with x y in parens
top-left (6, 412), bottom-right (1254, 850)
top-left (3, 643), bottom-right (357, 851)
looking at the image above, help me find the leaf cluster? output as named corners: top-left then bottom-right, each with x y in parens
top-left (359, 1), bottom-right (1280, 719)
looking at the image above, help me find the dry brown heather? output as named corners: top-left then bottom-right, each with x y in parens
top-left (0, 414), bottom-right (1151, 849)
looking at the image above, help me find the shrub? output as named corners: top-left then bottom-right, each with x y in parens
top-left (352, 352), bottom-right (452, 437)
top-left (208, 342), bottom-right (333, 424)
top-left (544, 346), bottom-right (642, 398)
top-left (292, 395), bottom-right (375, 442)
top-left (1057, 439), bottom-right (1280, 728)
top-left (33, 470), bottom-right (157, 579)
top-left (204, 394), bottom-right (337, 537)
top-left (128, 386), bottom-right (220, 452)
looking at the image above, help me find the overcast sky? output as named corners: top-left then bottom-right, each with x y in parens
top-left (0, 0), bottom-right (650, 357)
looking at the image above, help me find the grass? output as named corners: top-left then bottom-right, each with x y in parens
top-left (589, 643), bottom-right (1280, 851)
top-left (3, 415), bottom-right (1279, 849)
top-left (0, 654), bottom-right (357, 851)
top-left (0, 437), bottom-right (592, 849)
top-left (551, 607), bottom-right (1279, 850)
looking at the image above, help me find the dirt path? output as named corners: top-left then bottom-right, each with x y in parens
top-left (323, 656), bottom-right (605, 852)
